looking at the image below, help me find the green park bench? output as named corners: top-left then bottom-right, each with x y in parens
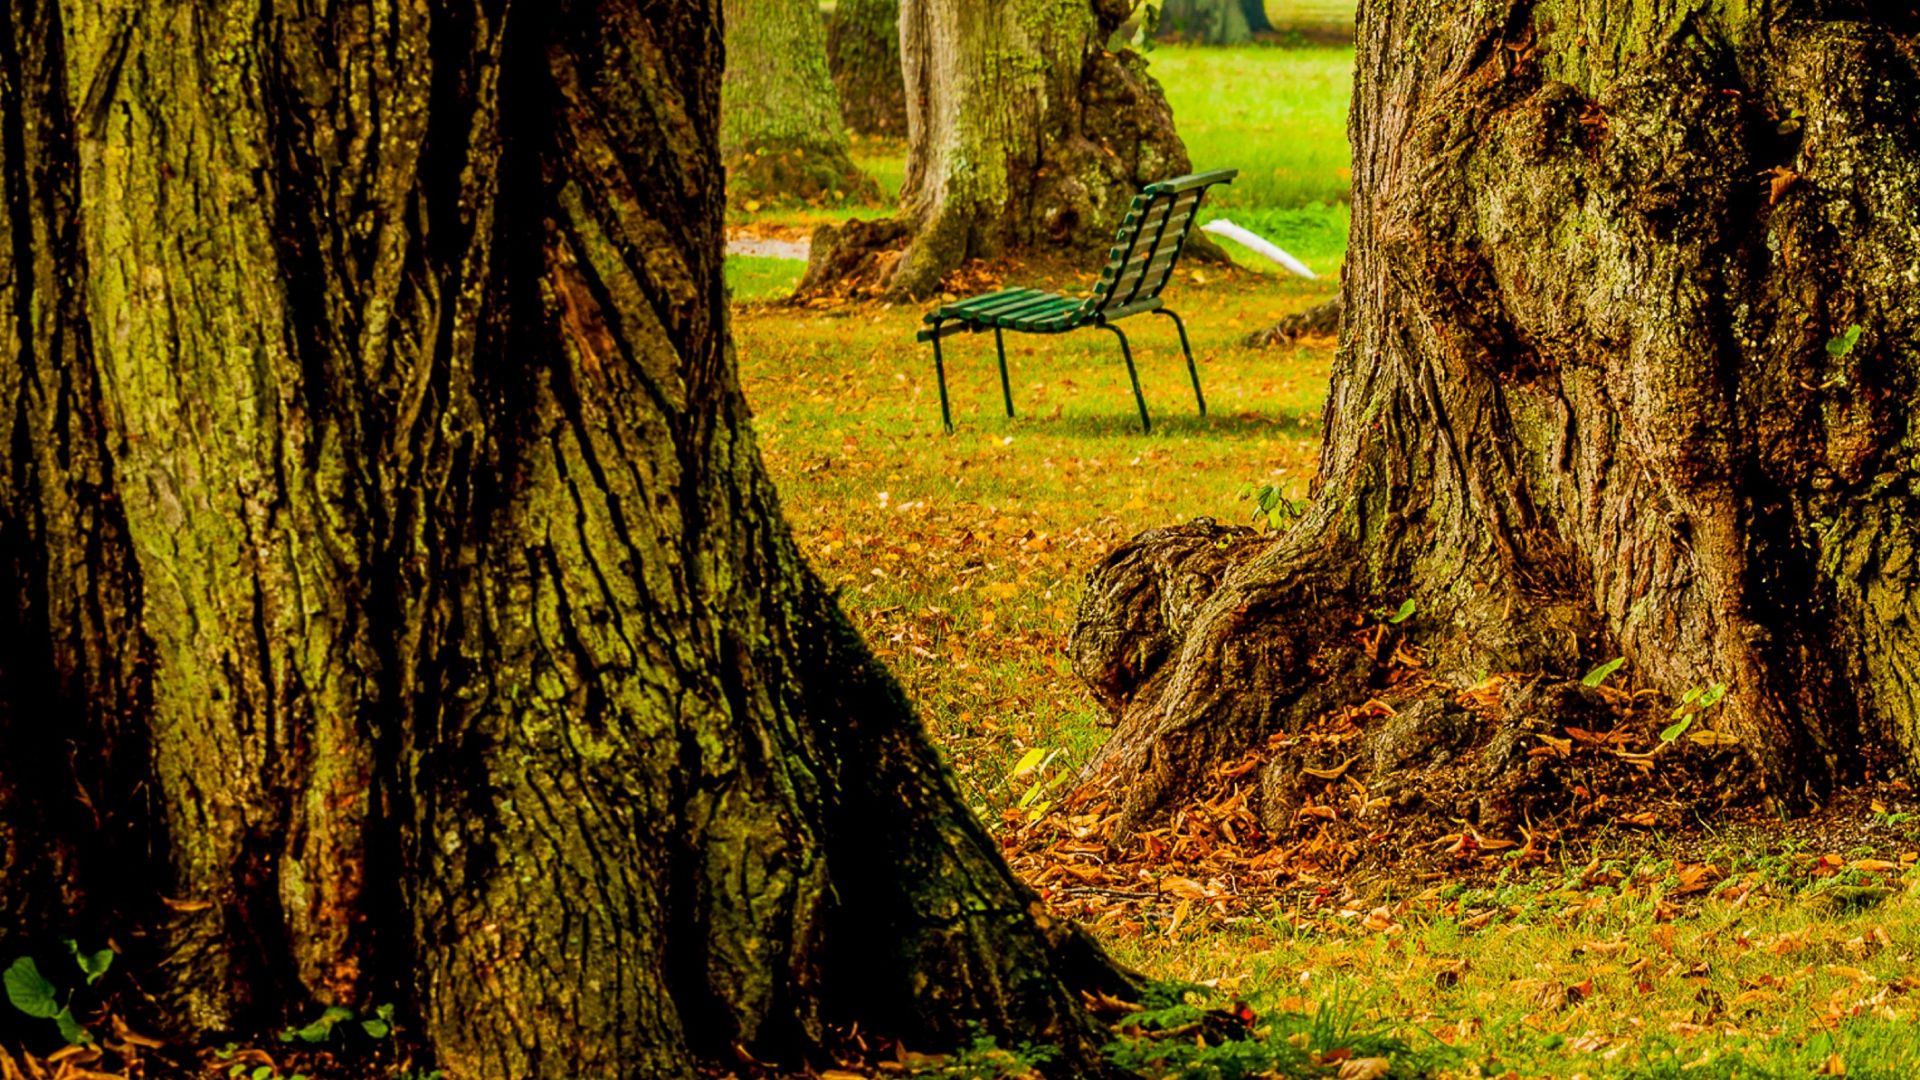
top-left (915, 169), bottom-right (1237, 434)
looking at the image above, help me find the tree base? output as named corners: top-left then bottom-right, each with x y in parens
top-left (1068, 521), bottom-right (1769, 851)
top-left (1243, 297), bottom-right (1340, 347)
top-left (726, 142), bottom-right (881, 209)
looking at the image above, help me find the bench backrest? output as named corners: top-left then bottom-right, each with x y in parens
top-left (1087, 169), bottom-right (1237, 316)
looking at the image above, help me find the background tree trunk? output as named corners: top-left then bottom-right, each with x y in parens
top-left (1073, 1), bottom-right (1920, 830)
top-left (0, 0), bottom-right (1128, 1075)
top-left (826, 0), bottom-right (909, 138)
top-left (722, 0), bottom-right (878, 205)
top-left (1241, 0), bottom-right (1275, 34)
top-left (802, 0), bottom-right (1199, 299)
top-left (1157, 0), bottom-right (1253, 44)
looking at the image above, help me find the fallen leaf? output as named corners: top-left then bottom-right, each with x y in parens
top-left (1339, 1058), bottom-right (1391, 1080)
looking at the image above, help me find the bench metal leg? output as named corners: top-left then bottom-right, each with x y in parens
top-left (1099, 323), bottom-right (1152, 434)
top-left (994, 328), bottom-right (1014, 417)
top-left (1156, 308), bottom-right (1205, 417)
top-left (929, 319), bottom-right (954, 434)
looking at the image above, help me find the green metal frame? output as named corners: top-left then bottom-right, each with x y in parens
top-left (915, 169), bottom-right (1237, 434)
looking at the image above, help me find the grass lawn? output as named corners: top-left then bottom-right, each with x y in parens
top-left (1148, 44), bottom-right (1353, 273)
top-left (729, 44), bottom-right (1920, 1080)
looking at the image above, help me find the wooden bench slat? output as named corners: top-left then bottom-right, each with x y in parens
top-left (989, 293), bottom-right (1075, 323)
top-left (1112, 196), bottom-right (1201, 244)
top-left (1103, 226), bottom-right (1194, 279)
top-left (916, 169), bottom-right (1236, 432)
top-left (927, 288), bottom-right (1042, 322)
top-left (1100, 255), bottom-right (1183, 306)
top-left (998, 297), bottom-right (1088, 330)
top-left (1142, 169), bottom-right (1239, 196)
top-left (925, 286), bottom-right (1044, 319)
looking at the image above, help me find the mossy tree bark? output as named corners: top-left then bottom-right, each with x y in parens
top-left (0, 0), bottom-right (1130, 1075)
top-left (722, 0), bottom-right (878, 206)
top-left (1073, 1), bottom-right (1920, 829)
top-left (803, 0), bottom-right (1197, 299)
top-left (826, 0), bottom-right (908, 138)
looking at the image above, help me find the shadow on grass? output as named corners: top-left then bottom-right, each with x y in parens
top-left (944, 408), bottom-right (1323, 441)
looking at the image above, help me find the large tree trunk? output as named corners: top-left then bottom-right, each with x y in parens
top-left (1241, 0), bottom-right (1275, 34)
top-left (826, 0), bottom-right (909, 138)
top-left (0, 1), bottom-right (1129, 1075)
top-left (1073, 1), bottom-right (1920, 832)
top-left (722, 0), bottom-right (878, 205)
top-left (1157, 0), bottom-right (1254, 44)
top-left (802, 0), bottom-right (1197, 299)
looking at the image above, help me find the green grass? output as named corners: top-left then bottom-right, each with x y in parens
top-left (728, 40), bottom-right (1920, 1080)
top-left (849, 133), bottom-right (907, 202)
top-left (733, 267), bottom-right (1337, 819)
top-left (726, 255), bottom-right (805, 302)
top-left (1146, 44), bottom-right (1353, 276)
top-left (1109, 853), bottom-right (1920, 1079)
top-left (1146, 44), bottom-right (1353, 212)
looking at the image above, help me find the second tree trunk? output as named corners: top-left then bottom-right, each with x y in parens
top-left (803, 0), bottom-right (1197, 299)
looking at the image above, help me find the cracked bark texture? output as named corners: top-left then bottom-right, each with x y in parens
top-left (0, 1), bottom-right (1130, 1076)
top-left (1074, 0), bottom-right (1920, 825)
top-left (802, 0), bottom-right (1196, 299)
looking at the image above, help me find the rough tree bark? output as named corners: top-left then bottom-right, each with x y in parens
top-left (802, 0), bottom-right (1199, 299)
top-left (0, 0), bottom-right (1129, 1076)
top-left (722, 0), bottom-right (878, 205)
top-left (826, 0), bottom-right (909, 137)
top-left (1073, 1), bottom-right (1920, 829)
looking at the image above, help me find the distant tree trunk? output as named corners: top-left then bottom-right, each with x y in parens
top-left (0, 0), bottom-right (1129, 1075)
top-left (826, 0), bottom-right (908, 137)
top-left (1073, 1), bottom-right (1920, 830)
top-left (802, 0), bottom-right (1197, 299)
top-left (1157, 0), bottom-right (1252, 43)
top-left (723, 0), bottom-right (878, 205)
top-left (1242, 0), bottom-right (1274, 34)
top-left (1244, 297), bottom-right (1341, 346)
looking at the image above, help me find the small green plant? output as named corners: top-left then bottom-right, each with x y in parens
top-left (227, 1065), bottom-right (309, 1080)
top-left (1105, 982), bottom-right (1445, 1080)
top-left (1872, 807), bottom-right (1914, 829)
top-left (1242, 482), bottom-right (1306, 531)
top-left (281, 1002), bottom-right (397, 1045)
top-left (904, 1030), bottom-right (1059, 1078)
top-left (1004, 747), bottom-right (1073, 821)
top-left (1372, 598), bottom-right (1416, 625)
top-left (1826, 323), bottom-right (1864, 358)
top-left (4, 940), bottom-right (114, 1046)
top-left (1580, 656), bottom-right (1626, 687)
top-left (1661, 682), bottom-right (1727, 743)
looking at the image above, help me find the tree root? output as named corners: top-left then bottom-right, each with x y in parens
top-left (1068, 520), bottom-right (1764, 847)
top-left (1243, 297), bottom-right (1340, 347)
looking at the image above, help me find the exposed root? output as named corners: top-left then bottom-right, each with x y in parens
top-left (1021, 651), bottom-right (1773, 935)
top-left (1068, 519), bottom-right (1769, 860)
top-left (795, 217), bottom-right (915, 301)
top-left (1243, 297), bottom-right (1341, 347)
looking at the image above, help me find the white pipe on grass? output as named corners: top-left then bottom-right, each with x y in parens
top-left (1200, 218), bottom-right (1317, 280)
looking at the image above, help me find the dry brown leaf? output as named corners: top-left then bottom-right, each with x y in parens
top-left (1339, 1058), bottom-right (1392, 1080)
